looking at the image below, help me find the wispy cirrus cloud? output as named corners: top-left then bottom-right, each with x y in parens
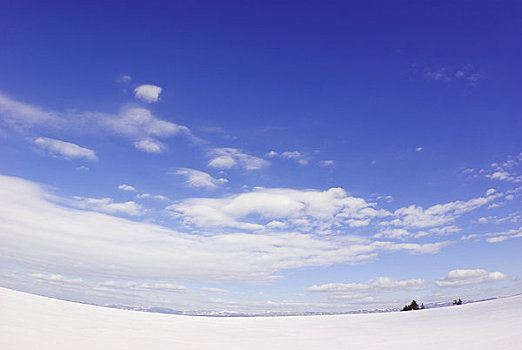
top-left (33, 137), bottom-right (98, 161)
top-left (319, 160), bottom-right (334, 167)
top-left (461, 153), bottom-right (522, 184)
top-left (484, 155), bottom-right (522, 183)
top-left (307, 276), bottom-right (427, 294)
top-left (117, 74), bottom-right (132, 84)
top-left (71, 197), bottom-right (144, 216)
top-left (200, 287), bottom-right (228, 294)
top-left (485, 227), bottom-right (522, 243)
top-left (418, 64), bottom-right (483, 86)
top-left (103, 107), bottom-right (188, 139)
top-left (102, 107), bottom-right (189, 153)
top-left (436, 269), bottom-right (505, 288)
top-left (0, 92), bottom-right (190, 154)
top-left (382, 190), bottom-right (501, 229)
top-left (0, 92), bottom-right (61, 130)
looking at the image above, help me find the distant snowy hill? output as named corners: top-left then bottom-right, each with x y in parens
top-left (1, 287), bottom-right (521, 350)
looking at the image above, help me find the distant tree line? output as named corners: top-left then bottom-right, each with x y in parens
top-left (401, 298), bottom-right (463, 311)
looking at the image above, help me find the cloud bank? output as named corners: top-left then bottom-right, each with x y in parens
top-left (0, 175), bottom-right (449, 286)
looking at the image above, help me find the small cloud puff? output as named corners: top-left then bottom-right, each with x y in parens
top-left (134, 84), bottom-right (162, 103)
top-left (207, 148), bottom-right (269, 170)
top-left (118, 184), bottom-right (136, 192)
top-left (133, 139), bottom-right (166, 153)
top-left (174, 168), bottom-right (228, 189)
top-left (117, 74), bottom-right (132, 84)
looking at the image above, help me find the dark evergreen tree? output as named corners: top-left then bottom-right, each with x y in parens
top-left (420, 303), bottom-right (425, 309)
top-left (401, 300), bottom-right (421, 311)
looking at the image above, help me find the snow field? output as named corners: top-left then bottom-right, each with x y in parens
top-left (1, 287), bottom-right (521, 349)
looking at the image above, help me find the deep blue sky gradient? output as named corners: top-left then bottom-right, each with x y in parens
top-left (0, 0), bottom-right (520, 311)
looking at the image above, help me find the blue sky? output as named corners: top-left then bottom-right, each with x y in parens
top-left (0, 0), bottom-right (521, 312)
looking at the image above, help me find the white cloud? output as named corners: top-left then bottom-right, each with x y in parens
top-left (370, 240), bottom-right (450, 255)
top-left (119, 75), bottom-right (132, 83)
top-left (104, 107), bottom-right (189, 140)
top-left (415, 147), bottom-right (423, 152)
top-left (485, 227), bottom-right (522, 243)
top-left (138, 282), bottom-right (187, 293)
top-left (482, 155), bottom-right (522, 183)
top-left (0, 92), bottom-right (60, 130)
top-left (374, 194), bottom-right (393, 203)
top-left (306, 277), bottom-right (427, 294)
top-left (134, 84), bottom-right (162, 103)
top-left (424, 68), bottom-right (449, 81)
top-left (280, 151), bottom-right (301, 159)
top-left (460, 226), bottom-right (522, 243)
top-left (30, 273), bottom-right (84, 285)
top-left (136, 193), bottom-right (170, 201)
top-left (428, 225), bottom-right (462, 235)
top-left (207, 148), bottom-right (269, 170)
top-left (485, 188), bottom-right (496, 196)
top-left (0, 93), bottom-right (190, 153)
top-left (71, 196), bottom-right (144, 216)
top-left (460, 234), bottom-right (480, 241)
top-left (373, 228), bottom-right (412, 240)
top-left (320, 160), bottom-right (334, 167)
top-left (33, 137), bottom-right (98, 161)
top-left (487, 171), bottom-right (521, 183)
top-left (384, 192), bottom-right (500, 229)
top-left (168, 187), bottom-right (391, 233)
top-left (133, 139), bottom-right (166, 153)
top-left (422, 64), bottom-right (482, 86)
top-left (267, 150), bottom-right (310, 165)
top-left (118, 184), bottom-right (136, 192)
top-left (174, 168), bottom-right (228, 189)
top-left (266, 220), bottom-right (287, 229)
top-left (436, 269), bottom-right (505, 288)
top-left (0, 175), bottom-right (449, 285)
top-left (280, 151), bottom-right (309, 165)
top-left (75, 166), bottom-right (89, 171)
top-left (201, 287), bottom-right (228, 294)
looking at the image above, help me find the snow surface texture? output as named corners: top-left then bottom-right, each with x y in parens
top-left (1, 287), bottom-right (520, 350)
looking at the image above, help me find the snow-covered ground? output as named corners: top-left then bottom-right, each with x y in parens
top-left (1, 287), bottom-right (520, 349)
